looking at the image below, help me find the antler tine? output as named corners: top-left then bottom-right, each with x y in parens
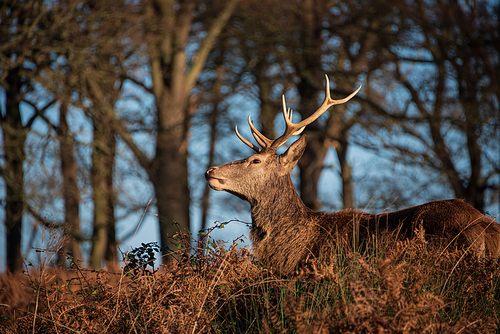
top-left (247, 115), bottom-right (274, 148)
top-left (235, 125), bottom-right (261, 153)
top-left (281, 95), bottom-right (306, 136)
top-left (234, 115), bottom-right (274, 152)
top-left (271, 75), bottom-right (362, 150)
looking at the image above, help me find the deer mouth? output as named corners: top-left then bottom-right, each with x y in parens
top-left (205, 173), bottom-right (226, 189)
top-left (207, 177), bottom-right (226, 184)
top-left (205, 168), bottom-right (227, 190)
top-left (207, 177), bottom-right (227, 191)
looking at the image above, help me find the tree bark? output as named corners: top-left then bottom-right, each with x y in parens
top-left (296, 77), bottom-right (328, 211)
top-left (2, 72), bottom-right (26, 272)
top-left (59, 102), bottom-right (83, 265)
top-left (105, 136), bottom-right (118, 268)
top-left (254, 62), bottom-right (277, 139)
top-left (335, 138), bottom-right (354, 209)
top-left (142, 0), bottom-right (237, 262)
top-left (153, 123), bottom-right (191, 260)
top-left (90, 112), bottom-right (116, 269)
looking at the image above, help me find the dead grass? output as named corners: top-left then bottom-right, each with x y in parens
top-left (0, 224), bottom-right (499, 333)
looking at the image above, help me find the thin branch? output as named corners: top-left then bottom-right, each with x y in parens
top-left (124, 75), bottom-right (153, 94)
top-left (185, 0), bottom-right (238, 91)
top-left (26, 205), bottom-right (65, 230)
top-left (113, 117), bottom-right (153, 174)
top-left (395, 62), bottom-right (430, 117)
top-left (23, 98), bottom-right (58, 130)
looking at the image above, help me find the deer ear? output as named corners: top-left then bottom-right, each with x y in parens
top-left (279, 134), bottom-right (307, 170)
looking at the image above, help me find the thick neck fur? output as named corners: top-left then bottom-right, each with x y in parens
top-left (248, 173), bottom-right (315, 272)
top-left (250, 174), bottom-right (308, 233)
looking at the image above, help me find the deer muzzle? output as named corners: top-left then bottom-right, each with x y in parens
top-left (205, 168), bottom-right (227, 190)
top-left (205, 168), bottom-right (215, 181)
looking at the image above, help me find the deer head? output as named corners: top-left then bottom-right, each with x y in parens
top-left (205, 75), bottom-right (361, 205)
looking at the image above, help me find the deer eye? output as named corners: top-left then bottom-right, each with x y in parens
top-left (251, 159), bottom-right (261, 164)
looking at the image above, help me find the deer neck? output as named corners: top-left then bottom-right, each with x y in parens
top-left (249, 174), bottom-right (309, 231)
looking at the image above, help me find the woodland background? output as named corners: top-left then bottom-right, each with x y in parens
top-left (1, 0), bottom-right (499, 273)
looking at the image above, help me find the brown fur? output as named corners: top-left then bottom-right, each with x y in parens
top-left (207, 134), bottom-right (500, 274)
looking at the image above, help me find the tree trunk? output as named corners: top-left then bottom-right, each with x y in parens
top-left (90, 113), bottom-right (116, 269)
top-left (2, 73), bottom-right (26, 272)
top-left (296, 78), bottom-right (327, 211)
top-left (335, 139), bottom-right (354, 209)
top-left (297, 132), bottom-right (328, 211)
top-left (296, 77), bottom-right (356, 211)
top-left (105, 135), bottom-right (118, 268)
top-left (142, 0), bottom-right (236, 262)
top-left (254, 63), bottom-right (277, 138)
top-left (153, 108), bottom-right (190, 261)
top-left (463, 100), bottom-right (485, 212)
top-left (59, 103), bottom-right (83, 266)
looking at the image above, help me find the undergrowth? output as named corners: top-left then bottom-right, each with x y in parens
top-left (0, 221), bottom-right (499, 333)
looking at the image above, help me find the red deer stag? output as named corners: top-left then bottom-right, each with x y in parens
top-left (205, 75), bottom-right (500, 273)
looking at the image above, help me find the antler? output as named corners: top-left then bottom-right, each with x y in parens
top-left (236, 75), bottom-right (362, 152)
top-left (235, 115), bottom-right (274, 153)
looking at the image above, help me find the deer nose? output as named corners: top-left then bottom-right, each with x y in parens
top-left (205, 168), bottom-right (214, 181)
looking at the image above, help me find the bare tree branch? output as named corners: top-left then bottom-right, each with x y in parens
top-left (185, 0), bottom-right (238, 91)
